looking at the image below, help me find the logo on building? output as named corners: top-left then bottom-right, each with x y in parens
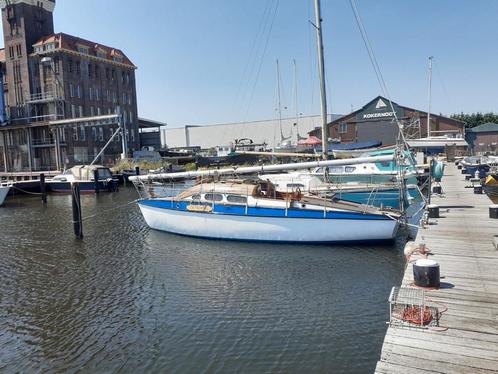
top-left (375, 98), bottom-right (387, 109)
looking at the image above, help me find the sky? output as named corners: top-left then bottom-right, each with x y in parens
top-left (6, 0), bottom-right (498, 127)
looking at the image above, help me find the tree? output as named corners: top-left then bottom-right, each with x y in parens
top-left (450, 112), bottom-right (498, 128)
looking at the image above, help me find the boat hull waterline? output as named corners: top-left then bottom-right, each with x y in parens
top-left (138, 202), bottom-right (399, 243)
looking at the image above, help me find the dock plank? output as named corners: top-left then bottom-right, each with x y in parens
top-left (375, 163), bottom-right (498, 374)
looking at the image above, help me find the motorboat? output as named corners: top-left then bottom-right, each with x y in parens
top-left (47, 165), bottom-right (118, 193)
top-left (484, 174), bottom-right (498, 197)
top-left (136, 178), bottom-right (400, 243)
top-left (460, 156), bottom-right (491, 178)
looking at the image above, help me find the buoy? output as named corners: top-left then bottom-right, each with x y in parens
top-left (413, 259), bottom-right (440, 288)
top-left (428, 204), bottom-right (439, 218)
top-left (490, 204), bottom-right (498, 219)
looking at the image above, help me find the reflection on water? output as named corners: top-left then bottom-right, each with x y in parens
top-left (0, 189), bottom-right (409, 373)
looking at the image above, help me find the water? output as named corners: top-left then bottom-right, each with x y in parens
top-left (0, 188), bottom-right (410, 373)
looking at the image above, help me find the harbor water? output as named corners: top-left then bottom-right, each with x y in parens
top-left (0, 188), bottom-right (414, 373)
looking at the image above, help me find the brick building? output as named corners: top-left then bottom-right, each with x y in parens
top-left (0, 0), bottom-right (139, 173)
top-left (310, 96), bottom-right (465, 146)
top-left (466, 123), bottom-right (498, 154)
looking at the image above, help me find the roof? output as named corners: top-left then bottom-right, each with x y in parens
top-left (330, 95), bottom-right (465, 127)
top-left (32, 32), bottom-right (135, 68)
top-left (468, 123), bottom-right (498, 133)
top-left (138, 117), bottom-right (168, 129)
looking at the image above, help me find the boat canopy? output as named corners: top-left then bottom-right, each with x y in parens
top-left (64, 165), bottom-right (111, 181)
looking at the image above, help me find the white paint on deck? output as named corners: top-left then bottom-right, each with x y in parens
top-left (375, 163), bottom-right (498, 374)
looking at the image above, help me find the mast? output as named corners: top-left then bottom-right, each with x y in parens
top-left (426, 56), bottom-right (433, 138)
top-left (293, 59), bottom-right (298, 143)
top-left (276, 59), bottom-right (284, 141)
top-left (314, 0), bottom-right (328, 160)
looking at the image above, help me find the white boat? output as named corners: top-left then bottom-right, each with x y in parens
top-left (137, 179), bottom-right (400, 243)
top-left (46, 165), bottom-right (117, 193)
top-left (0, 182), bottom-right (11, 206)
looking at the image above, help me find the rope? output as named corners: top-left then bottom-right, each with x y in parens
top-left (12, 186), bottom-right (44, 196)
top-left (71, 199), bottom-right (139, 223)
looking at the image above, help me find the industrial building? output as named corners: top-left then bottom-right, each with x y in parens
top-left (466, 123), bottom-right (498, 154)
top-left (310, 96), bottom-right (466, 145)
top-left (162, 114), bottom-right (341, 150)
top-left (0, 0), bottom-right (139, 174)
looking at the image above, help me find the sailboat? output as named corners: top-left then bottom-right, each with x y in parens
top-left (130, 0), bottom-right (403, 243)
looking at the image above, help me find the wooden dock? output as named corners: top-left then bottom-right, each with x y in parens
top-left (375, 163), bottom-right (498, 374)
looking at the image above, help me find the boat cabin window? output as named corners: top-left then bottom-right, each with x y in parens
top-left (97, 168), bottom-right (112, 179)
top-left (345, 166), bottom-right (356, 173)
top-left (226, 195), bottom-right (247, 204)
top-left (204, 193), bottom-right (223, 202)
top-left (191, 194), bottom-right (201, 200)
top-left (286, 183), bottom-right (305, 188)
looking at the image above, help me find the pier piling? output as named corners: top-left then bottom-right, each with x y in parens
top-left (40, 173), bottom-right (47, 204)
top-left (94, 169), bottom-right (100, 194)
top-left (71, 182), bottom-right (83, 239)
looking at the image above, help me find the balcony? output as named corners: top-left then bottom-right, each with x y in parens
top-left (32, 138), bottom-right (66, 148)
top-left (26, 92), bottom-right (63, 104)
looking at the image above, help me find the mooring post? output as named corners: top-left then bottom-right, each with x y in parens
top-left (40, 173), bottom-right (47, 204)
top-left (135, 166), bottom-right (140, 176)
top-left (94, 169), bottom-right (100, 194)
top-left (71, 182), bottom-right (83, 239)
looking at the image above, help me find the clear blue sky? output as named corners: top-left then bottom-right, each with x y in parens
top-left (13, 1), bottom-right (498, 126)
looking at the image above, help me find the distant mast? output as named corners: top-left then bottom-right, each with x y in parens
top-left (426, 56), bottom-right (433, 138)
top-left (314, 0), bottom-right (328, 160)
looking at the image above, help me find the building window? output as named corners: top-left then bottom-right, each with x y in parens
top-left (98, 127), bottom-right (104, 141)
top-left (77, 85), bottom-right (82, 98)
top-left (106, 89), bottom-right (111, 102)
top-left (90, 106), bottom-right (95, 116)
top-left (8, 46), bottom-right (14, 59)
top-left (89, 87), bottom-right (93, 100)
top-left (88, 64), bottom-right (93, 78)
top-left (105, 68), bottom-right (110, 80)
top-left (112, 91), bottom-right (117, 103)
top-left (76, 61), bottom-right (81, 75)
top-left (129, 111), bottom-right (133, 123)
top-left (68, 59), bottom-right (73, 73)
top-left (71, 104), bottom-right (76, 118)
top-left (113, 56), bottom-right (123, 63)
top-left (95, 88), bottom-right (100, 101)
top-left (77, 45), bottom-right (89, 54)
top-left (16, 44), bottom-right (22, 57)
top-left (126, 73), bottom-right (130, 85)
top-left (131, 129), bottom-right (135, 142)
top-left (69, 83), bottom-right (74, 98)
top-left (97, 107), bottom-right (101, 116)
top-left (79, 105), bottom-right (83, 117)
top-left (97, 51), bottom-right (106, 59)
top-left (73, 127), bottom-right (78, 141)
top-left (80, 126), bottom-right (86, 141)
top-left (92, 127), bottom-right (97, 140)
top-left (338, 122), bottom-right (347, 134)
top-left (122, 92), bottom-right (126, 103)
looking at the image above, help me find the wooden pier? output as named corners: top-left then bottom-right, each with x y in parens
top-left (375, 163), bottom-right (498, 374)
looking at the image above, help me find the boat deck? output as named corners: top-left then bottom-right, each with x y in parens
top-left (375, 163), bottom-right (498, 374)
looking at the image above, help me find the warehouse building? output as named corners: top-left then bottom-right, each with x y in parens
top-left (162, 114), bottom-right (341, 150)
top-left (466, 123), bottom-right (498, 154)
top-left (309, 96), bottom-right (466, 145)
top-left (0, 0), bottom-right (139, 173)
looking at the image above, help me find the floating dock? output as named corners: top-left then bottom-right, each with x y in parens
top-left (375, 163), bottom-right (498, 374)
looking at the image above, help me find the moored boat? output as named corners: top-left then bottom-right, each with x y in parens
top-left (0, 182), bottom-right (10, 206)
top-left (484, 174), bottom-right (498, 197)
top-left (47, 165), bottom-right (118, 193)
top-left (137, 179), bottom-right (400, 243)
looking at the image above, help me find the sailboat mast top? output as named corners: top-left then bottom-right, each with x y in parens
top-left (314, 0), bottom-right (328, 160)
